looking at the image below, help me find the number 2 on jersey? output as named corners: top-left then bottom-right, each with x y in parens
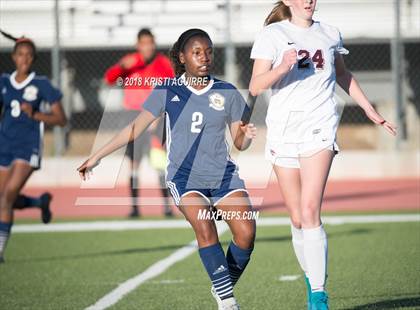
top-left (298, 49), bottom-right (324, 70)
top-left (11, 100), bottom-right (21, 118)
top-left (191, 112), bottom-right (203, 133)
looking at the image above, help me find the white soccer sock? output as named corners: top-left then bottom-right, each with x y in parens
top-left (291, 224), bottom-right (308, 276)
top-left (302, 225), bottom-right (328, 292)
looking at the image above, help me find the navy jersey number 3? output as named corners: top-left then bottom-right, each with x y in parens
top-left (0, 72), bottom-right (62, 169)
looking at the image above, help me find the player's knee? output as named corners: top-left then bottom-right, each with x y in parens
top-left (233, 222), bottom-right (256, 249)
top-left (285, 204), bottom-right (302, 226)
top-left (301, 200), bottom-right (320, 214)
top-left (301, 202), bottom-right (320, 222)
top-left (195, 226), bottom-right (218, 246)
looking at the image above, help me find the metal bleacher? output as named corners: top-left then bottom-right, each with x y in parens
top-left (1, 0), bottom-right (419, 49)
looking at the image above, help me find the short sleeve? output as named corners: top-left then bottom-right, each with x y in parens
top-left (250, 27), bottom-right (278, 61)
top-left (228, 88), bottom-right (249, 124)
top-left (143, 87), bottom-right (167, 117)
top-left (336, 31), bottom-right (349, 55)
top-left (40, 79), bottom-right (63, 104)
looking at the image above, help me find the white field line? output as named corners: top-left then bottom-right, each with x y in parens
top-left (75, 196), bottom-right (265, 206)
top-left (84, 223), bottom-right (229, 310)
top-left (279, 275), bottom-right (301, 281)
top-left (13, 214), bottom-right (420, 233)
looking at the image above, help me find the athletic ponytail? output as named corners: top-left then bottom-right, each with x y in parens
top-left (0, 29), bottom-right (37, 55)
top-left (0, 29), bottom-right (19, 42)
top-left (264, 1), bottom-right (291, 26)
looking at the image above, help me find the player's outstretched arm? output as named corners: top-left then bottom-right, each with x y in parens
top-left (77, 110), bottom-right (156, 180)
top-left (335, 53), bottom-right (397, 136)
top-left (230, 121), bottom-right (257, 151)
top-left (249, 49), bottom-right (297, 96)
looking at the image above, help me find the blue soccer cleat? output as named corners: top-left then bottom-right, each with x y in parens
top-left (304, 275), bottom-right (312, 309)
top-left (311, 291), bottom-right (329, 310)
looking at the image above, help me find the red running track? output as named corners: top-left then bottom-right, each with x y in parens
top-left (15, 178), bottom-right (419, 220)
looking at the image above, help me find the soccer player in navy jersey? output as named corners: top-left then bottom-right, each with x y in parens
top-left (0, 31), bottom-right (67, 263)
top-left (78, 29), bottom-right (256, 309)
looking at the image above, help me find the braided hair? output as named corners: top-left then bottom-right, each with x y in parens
top-left (0, 29), bottom-right (37, 56)
top-left (169, 28), bottom-right (212, 76)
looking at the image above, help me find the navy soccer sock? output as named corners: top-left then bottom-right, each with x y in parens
top-left (0, 221), bottom-right (12, 258)
top-left (199, 242), bottom-right (234, 300)
top-left (226, 241), bottom-right (253, 286)
top-left (13, 194), bottom-right (41, 209)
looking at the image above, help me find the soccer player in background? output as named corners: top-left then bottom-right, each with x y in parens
top-left (249, 1), bottom-right (397, 309)
top-left (79, 28), bottom-right (256, 309)
top-left (0, 31), bottom-right (67, 263)
top-left (104, 28), bottom-right (174, 218)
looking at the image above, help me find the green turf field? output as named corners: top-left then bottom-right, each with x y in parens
top-left (1, 218), bottom-right (419, 309)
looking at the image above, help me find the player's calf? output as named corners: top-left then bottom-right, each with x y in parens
top-left (13, 193), bottom-right (53, 224)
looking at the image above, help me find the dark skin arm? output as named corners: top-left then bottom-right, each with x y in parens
top-left (21, 101), bottom-right (67, 127)
top-left (77, 110), bottom-right (157, 180)
top-left (229, 121), bottom-right (257, 151)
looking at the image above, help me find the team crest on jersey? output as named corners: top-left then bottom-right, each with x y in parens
top-left (23, 85), bottom-right (38, 101)
top-left (208, 93), bottom-right (225, 111)
top-left (1, 87), bottom-right (6, 95)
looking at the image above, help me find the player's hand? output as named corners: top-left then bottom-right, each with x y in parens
top-left (365, 108), bottom-right (397, 136)
top-left (77, 157), bottom-right (101, 181)
top-left (240, 122), bottom-right (257, 139)
top-left (279, 48), bottom-right (297, 72)
top-left (380, 120), bottom-right (397, 136)
top-left (21, 102), bottom-right (33, 118)
top-left (119, 55), bottom-right (137, 70)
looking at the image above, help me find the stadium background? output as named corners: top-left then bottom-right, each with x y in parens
top-left (0, 1), bottom-right (419, 310)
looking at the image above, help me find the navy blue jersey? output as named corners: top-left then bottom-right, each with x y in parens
top-left (144, 75), bottom-right (249, 183)
top-left (0, 72), bottom-right (62, 152)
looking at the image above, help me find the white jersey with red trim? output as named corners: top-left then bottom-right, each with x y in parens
top-left (251, 20), bottom-right (349, 144)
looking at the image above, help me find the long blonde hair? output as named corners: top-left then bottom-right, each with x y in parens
top-left (264, 1), bottom-right (291, 26)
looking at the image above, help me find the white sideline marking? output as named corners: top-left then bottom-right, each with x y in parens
top-left (279, 275), bottom-right (301, 281)
top-left (150, 279), bottom-right (185, 284)
top-left (84, 223), bottom-right (229, 310)
top-left (13, 220), bottom-right (191, 233)
top-left (13, 214), bottom-right (420, 233)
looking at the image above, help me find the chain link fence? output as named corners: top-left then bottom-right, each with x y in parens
top-left (1, 2), bottom-right (419, 156)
